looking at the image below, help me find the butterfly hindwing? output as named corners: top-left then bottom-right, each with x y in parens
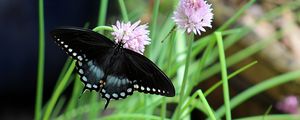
top-left (123, 49), bottom-right (175, 97)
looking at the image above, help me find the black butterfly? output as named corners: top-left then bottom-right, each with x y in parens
top-left (50, 27), bottom-right (175, 109)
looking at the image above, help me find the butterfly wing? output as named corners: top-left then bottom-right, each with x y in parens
top-left (123, 49), bottom-right (175, 97)
top-left (50, 27), bottom-right (115, 91)
top-left (51, 27), bottom-right (175, 109)
top-left (50, 27), bottom-right (114, 60)
top-left (98, 50), bottom-right (175, 109)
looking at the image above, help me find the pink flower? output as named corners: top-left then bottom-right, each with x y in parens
top-left (172, 0), bottom-right (213, 35)
top-left (111, 20), bottom-right (151, 54)
top-left (276, 96), bottom-right (299, 114)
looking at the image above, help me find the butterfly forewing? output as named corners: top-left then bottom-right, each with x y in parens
top-left (50, 28), bottom-right (114, 91)
top-left (50, 27), bottom-right (114, 60)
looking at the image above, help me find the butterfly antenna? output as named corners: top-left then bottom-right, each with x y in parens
top-left (104, 98), bottom-right (110, 110)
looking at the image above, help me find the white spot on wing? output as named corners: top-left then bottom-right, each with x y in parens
top-left (93, 85), bottom-right (98, 88)
top-left (64, 45), bottom-right (68, 48)
top-left (82, 76), bottom-right (87, 82)
top-left (134, 84), bottom-right (139, 89)
top-left (86, 84), bottom-right (92, 88)
top-left (72, 52), bottom-right (77, 56)
top-left (78, 61), bottom-right (82, 66)
top-left (141, 86), bottom-right (145, 91)
top-left (152, 88), bottom-right (156, 92)
top-left (120, 92), bottom-right (125, 97)
top-left (105, 94), bottom-right (110, 98)
top-left (112, 93), bottom-right (118, 98)
top-left (79, 69), bottom-right (84, 74)
top-left (102, 89), bottom-right (106, 93)
top-left (77, 56), bottom-right (83, 61)
top-left (68, 48), bottom-right (73, 52)
top-left (146, 87), bottom-right (150, 91)
top-left (127, 88), bottom-right (132, 93)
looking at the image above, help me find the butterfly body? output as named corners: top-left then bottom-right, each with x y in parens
top-left (51, 27), bottom-right (175, 109)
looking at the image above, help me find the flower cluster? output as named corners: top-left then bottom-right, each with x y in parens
top-left (276, 96), bottom-right (299, 114)
top-left (111, 20), bottom-right (151, 54)
top-left (172, 0), bottom-right (213, 35)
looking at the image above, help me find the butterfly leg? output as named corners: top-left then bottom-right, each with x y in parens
top-left (104, 98), bottom-right (111, 110)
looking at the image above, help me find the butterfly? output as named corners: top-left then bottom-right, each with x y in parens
top-left (50, 27), bottom-right (175, 109)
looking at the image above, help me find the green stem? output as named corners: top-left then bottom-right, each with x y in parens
top-left (43, 61), bottom-right (76, 120)
top-left (180, 91), bottom-right (204, 117)
top-left (35, 0), bottom-right (45, 119)
top-left (263, 105), bottom-right (273, 120)
top-left (161, 32), bottom-right (175, 120)
top-left (173, 33), bottom-right (194, 120)
top-left (150, 0), bottom-right (160, 53)
top-left (236, 114), bottom-right (300, 120)
top-left (215, 70), bottom-right (300, 118)
top-left (118, 0), bottom-right (128, 22)
top-left (187, 37), bottom-right (216, 96)
top-left (179, 61), bottom-right (257, 117)
top-left (51, 97), bottom-right (66, 119)
top-left (197, 90), bottom-right (216, 120)
top-left (160, 98), bottom-right (166, 120)
top-left (54, 58), bottom-right (72, 90)
top-left (204, 61), bottom-right (257, 96)
top-left (96, 0), bottom-right (108, 34)
top-left (151, 0), bottom-right (159, 39)
top-left (215, 32), bottom-right (231, 120)
top-left (92, 26), bottom-right (113, 32)
top-left (66, 75), bottom-right (82, 112)
top-left (101, 114), bottom-right (168, 120)
top-left (97, 0), bottom-right (108, 26)
top-left (217, 0), bottom-right (256, 31)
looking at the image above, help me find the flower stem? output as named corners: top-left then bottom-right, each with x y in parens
top-left (215, 32), bottom-right (231, 120)
top-left (97, 0), bottom-right (108, 26)
top-left (197, 90), bottom-right (217, 120)
top-left (185, 37), bottom-right (216, 98)
top-left (35, 0), bottom-right (45, 119)
top-left (43, 61), bottom-right (76, 120)
top-left (148, 0), bottom-right (160, 59)
top-left (161, 31), bottom-right (176, 120)
top-left (92, 26), bottom-right (113, 32)
top-left (173, 33), bottom-right (194, 120)
top-left (150, 0), bottom-right (160, 47)
top-left (118, 0), bottom-right (128, 22)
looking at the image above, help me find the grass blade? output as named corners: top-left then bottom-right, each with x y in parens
top-left (35, 0), bottom-right (45, 119)
top-left (118, 0), bottom-right (129, 22)
top-left (215, 70), bottom-right (300, 118)
top-left (197, 90), bottom-right (216, 120)
top-left (215, 32), bottom-right (231, 120)
top-left (43, 61), bottom-right (76, 120)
